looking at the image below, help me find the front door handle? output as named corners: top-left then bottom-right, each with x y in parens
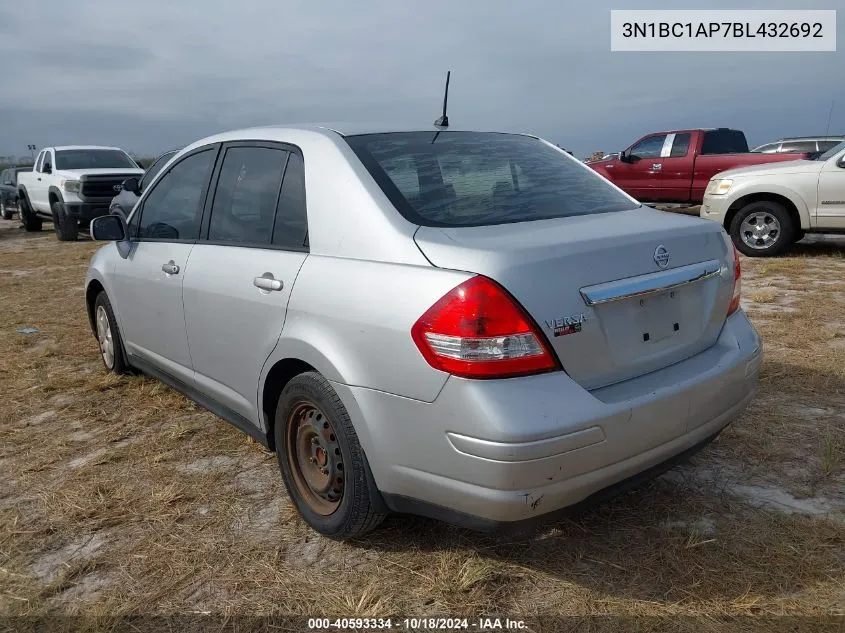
top-left (254, 273), bottom-right (283, 292)
top-left (651, 163), bottom-right (662, 170)
top-left (161, 261), bottom-right (180, 275)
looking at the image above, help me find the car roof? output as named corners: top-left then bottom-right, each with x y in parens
top-left (777, 136), bottom-right (844, 141)
top-left (185, 123), bottom-right (539, 148)
top-left (51, 145), bottom-right (127, 151)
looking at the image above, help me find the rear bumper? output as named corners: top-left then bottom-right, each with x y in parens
top-left (334, 310), bottom-right (761, 526)
top-left (63, 201), bottom-right (111, 222)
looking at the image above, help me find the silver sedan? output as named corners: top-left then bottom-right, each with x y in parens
top-left (85, 124), bottom-right (761, 539)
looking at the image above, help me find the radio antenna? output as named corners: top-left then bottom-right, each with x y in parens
top-left (434, 71), bottom-right (451, 128)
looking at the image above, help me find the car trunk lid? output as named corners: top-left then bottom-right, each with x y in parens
top-left (414, 206), bottom-right (735, 390)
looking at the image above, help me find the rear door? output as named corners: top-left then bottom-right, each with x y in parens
top-left (649, 132), bottom-right (693, 202)
top-left (613, 134), bottom-right (667, 200)
top-left (182, 143), bottom-right (308, 424)
top-left (110, 145), bottom-right (219, 385)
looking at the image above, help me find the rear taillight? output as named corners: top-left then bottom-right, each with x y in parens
top-left (411, 276), bottom-right (560, 379)
top-left (727, 245), bottom-right (742, 316)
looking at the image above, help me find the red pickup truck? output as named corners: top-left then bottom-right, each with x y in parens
top-left (587, 128), bottom-right (810, 204)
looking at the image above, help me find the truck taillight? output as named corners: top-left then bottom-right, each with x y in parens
top-left (727, 245), bottom-right (742, 316)
top-left (411, 276), bottom-right (560, 379)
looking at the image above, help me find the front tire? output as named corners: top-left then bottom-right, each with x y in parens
top-left (19, 196), bottom-right (42, 232)
top-left (93, 292), bottom-right (131, 374)
top-left (274, 372), bottom-right (387, 540)
top-left (729, 201), bottom-right (794, 257)
top-left (52, 201), bottom-right (78, 241)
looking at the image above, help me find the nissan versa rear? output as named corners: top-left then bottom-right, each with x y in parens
top-left (85, 125), bottom-right (762, 540)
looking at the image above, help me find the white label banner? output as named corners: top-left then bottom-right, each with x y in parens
top-left (610, 10), bottom-right (836, 52)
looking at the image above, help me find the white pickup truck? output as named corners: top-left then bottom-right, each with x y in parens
top-left (17, 145), bottom-right (144, 241)
top-left (701, 140), bottom-right (845, 256)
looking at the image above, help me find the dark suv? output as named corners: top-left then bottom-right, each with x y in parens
top-left (109, 150), bottom-right (179, 221)
top-left (0, 167), bottom-right (29, 219)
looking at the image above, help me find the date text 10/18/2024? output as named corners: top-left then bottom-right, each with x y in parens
top-left (308, 618), bottom-right (528, 630)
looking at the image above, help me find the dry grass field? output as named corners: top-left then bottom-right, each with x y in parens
top-left (0, 216), bottom-right (843, 632)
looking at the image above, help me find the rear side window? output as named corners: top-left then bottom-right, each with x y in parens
top-left (701, 130), bottom-right (748, 155)
top-left (35, 152), bottom-right (45, 172)
top-left (817, 140), bottom-right (842, 152)
top-left (347, 132), bottom-right (636, 228)
top-left (781, 140), bottom-right (817, 153)
top-left (752, 143), bottom-right (780, 153)
top-left (669, 133), bottom-right (691, 157)
top-left (272, 152), bottom-right (308, 250)
top-left (208, 147), bottom-right (288, 246)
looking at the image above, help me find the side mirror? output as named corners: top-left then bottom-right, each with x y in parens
top-left (121, 177), bottom-right (140, 195)
top-left (43, 163), bottom-right (52, 174)
top-left (619, 150), bottom-right (631, 163)
top-left (91, 214), bottom-right (126, 241)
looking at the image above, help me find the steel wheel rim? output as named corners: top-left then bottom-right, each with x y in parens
top-left (286, 401), bottom-right (344, 516)
top-left (95, 305), bottom-right (115, 369)
top-left (740, 212), bottom-right (781, 250)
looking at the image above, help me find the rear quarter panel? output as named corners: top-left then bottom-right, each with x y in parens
top-left (264, 255), bottom-right (472, 404)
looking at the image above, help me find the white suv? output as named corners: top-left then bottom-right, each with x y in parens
top-left (701, 140), bottom-right (845, 256)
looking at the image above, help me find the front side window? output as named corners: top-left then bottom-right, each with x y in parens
top-left (272, 152), bottom-right (308, 250)
top-left (817, 140), bottom-right (842, 153)
top-left (140, 150), bottom-right (178, 191)
top-left (208, 147), bottom-right (287, 245)
top-left (136, 149), bottom-right (216, 241)
top-left (816, 140), bottom-right (845, 162)
top-left (347, 132), bottom-right (636, 228)
top-left (629, 135), bottom-right (667, 159)
top-left (54, 149), bottom-right (137, 170)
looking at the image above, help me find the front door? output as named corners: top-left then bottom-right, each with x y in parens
top-left (182, 144), bottom-right (309, 425)
top-left (111, 146), bottom-right (219, 385)
top-left (816, 151), bottom-right (845, 230)
top-left (613, 134), bottom-right (667, 201)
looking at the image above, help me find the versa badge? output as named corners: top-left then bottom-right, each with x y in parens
top-left (545, 313), bottom-right (588, 337)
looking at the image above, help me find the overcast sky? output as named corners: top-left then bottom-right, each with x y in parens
top-left (0, 0), bottom-right (842, 159)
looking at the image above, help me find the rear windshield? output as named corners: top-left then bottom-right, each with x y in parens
top-left (701, 130), bottom-right (748, 155)
top-left (55, 149), bottom-right (138, 170)
top-left (346, 132), bottom-right (637, 227)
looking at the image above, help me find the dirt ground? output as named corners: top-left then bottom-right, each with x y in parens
top-left (0, 216), bottom-right (843, 631)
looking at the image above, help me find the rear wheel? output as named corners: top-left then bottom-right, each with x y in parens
top-left (274, 371), bottom-right (387, 540)
top-left (52, 201), bottom-right (78, 241)
top-left (19, 196), bottom-right (42, 232)
top-left (0, 199), bottom-right (12, 220)
top-left (729, 201), bottom-right (794, 257)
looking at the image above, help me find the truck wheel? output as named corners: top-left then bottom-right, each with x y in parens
top-left (729, 201), bottom-right (794, 257)
top-left (19, 196), bottom-right (42, 232)
top-left (274, 371), bottom-right (387, 540)
top-left (52, 201), bottom-right (78, 241)
top-left (1, 200), bottom-right (12, 220)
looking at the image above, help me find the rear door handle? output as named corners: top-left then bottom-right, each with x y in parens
top-left (254, 273), bottom-right (283, 292)
top-left (161, 261), bottom-right (180, 275)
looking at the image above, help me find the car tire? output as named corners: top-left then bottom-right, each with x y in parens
top-left (729, 201), bottom-right (795, 257)
top-left (19, 196), bottom-right (42, 232)
top-left (274, 371), bottom-right (387, 540)
top-left (93, 291), bottom-right (131, 374)
top-left (52, 201), bottom-right (78, 241)
top-left (1, 199), bottom-right (12, 220)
